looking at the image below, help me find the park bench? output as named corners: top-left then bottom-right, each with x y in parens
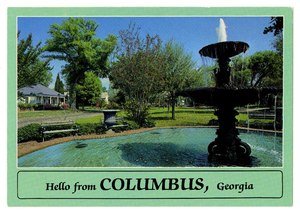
top-left (40, 120), bottom-right (79, 142)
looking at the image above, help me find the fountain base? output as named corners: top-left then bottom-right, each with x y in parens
top-left (208, 138), bottom-right (251, 161)
top-left (208, 105), bottom-right (252, 162)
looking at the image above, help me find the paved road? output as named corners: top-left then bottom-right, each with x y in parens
top-left (18, 111), bottom-right (102, 128)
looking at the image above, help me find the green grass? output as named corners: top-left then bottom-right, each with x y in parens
top-left (149, 107), bottom-right (216, 127)
top-left (75, 115), bottom-right (103, 124)
top-left (18, 109), bottom-right (77, 119)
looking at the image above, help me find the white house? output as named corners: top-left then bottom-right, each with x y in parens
top-left (18, 84), bottom-right (65, 106)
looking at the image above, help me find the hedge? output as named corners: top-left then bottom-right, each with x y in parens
top-left (18, 123), bottom-right (108, 143)
top-left (18, 123), bottom-right (42, 143)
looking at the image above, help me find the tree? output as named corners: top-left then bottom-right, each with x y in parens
top-left (110, 24), bottom-right (165, 127)
top-left (272, 32), bottom-right (283, 56)
top-left (248, 51), bottom-right (282, 88)
top-left (263, 17), bottom-right (283, 56)
top-left (76, 72), bottom-right (102, 109)
top-left (44, 18), bottom-right (117, 109)
top-left (263, 17), bottom-right (283, 36)
top-left (160, 41), bottom-right (196, 119)
top-left (230, 56), bottom-right (252, 87)
top-left (197, 65), bottom-right (217, 87)
top-left (18, 32), bottom-right (52, 88)
top-left (54, 73), bottom-right (64, 94)
top-left (263, 16), bottom-right (283, 88)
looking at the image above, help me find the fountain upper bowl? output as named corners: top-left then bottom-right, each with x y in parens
top-left (199, 41), bottom-right (249, 59)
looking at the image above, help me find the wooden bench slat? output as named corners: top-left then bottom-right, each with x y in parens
top-left (43, 129), bottom-right (78, 134)
top-left (109, 124), bottom-right (128, 128)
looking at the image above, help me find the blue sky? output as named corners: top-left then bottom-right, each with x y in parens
top-left (18, 16), bottom-right (276, 89)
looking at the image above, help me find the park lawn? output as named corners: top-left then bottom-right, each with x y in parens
top-left (149, 107), bottom-right (216, 127)
top-left (75, 115), bottom-right (103, 124)
top-left (18, 109), bottom-right (77, 119)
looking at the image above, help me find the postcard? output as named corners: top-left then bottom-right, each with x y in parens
top-left (7, 7), bottom-right (293, 206)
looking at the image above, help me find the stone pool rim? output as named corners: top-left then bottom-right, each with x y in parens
top-left (18, 126), bottom-right (282, 158)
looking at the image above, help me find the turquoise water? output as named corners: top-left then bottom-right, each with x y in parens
top-left (18, 128), bottom-right (282, 167)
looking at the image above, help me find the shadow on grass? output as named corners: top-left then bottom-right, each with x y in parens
top-left (118, 142), bottom-right (260, 167)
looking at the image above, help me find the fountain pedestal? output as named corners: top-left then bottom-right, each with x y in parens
top-left (208, 105), bottom-right (251, 160)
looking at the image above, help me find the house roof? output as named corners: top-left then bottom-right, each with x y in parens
top-left (18, 84), bottom-right (65, 98)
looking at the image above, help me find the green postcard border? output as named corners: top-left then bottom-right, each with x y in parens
top-left (7, 7), bottom-right (293, 206)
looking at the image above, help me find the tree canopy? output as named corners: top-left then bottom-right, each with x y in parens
top-left (44, 17), bottom-right (117, 108)
top-left (229, 52), bottom-right (282, 88)
top-left (230, 56), bottom-right (252, 87)
top-left (248, 51), bottom-right (282, 88)
top-left (17, 32), bottom-right (52, 88)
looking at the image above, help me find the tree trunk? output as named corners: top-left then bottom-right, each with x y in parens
top-left (69, 90), bottom-right (77, 110)
top-left (171, 94), bottom-right (176, 120)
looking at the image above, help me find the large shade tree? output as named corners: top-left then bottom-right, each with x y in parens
top-left (17, 32), bottom-right (52, 88)
top-left (44, 18), bottom-right (117, 109)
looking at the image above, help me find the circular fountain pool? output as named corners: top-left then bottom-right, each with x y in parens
top-left (18, 128), bottom-right (282, 167)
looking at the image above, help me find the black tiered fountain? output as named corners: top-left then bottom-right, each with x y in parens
top-left (178, 39), bottom-right (277, 164)
top-left (199, 41), bottom-right (252, 162)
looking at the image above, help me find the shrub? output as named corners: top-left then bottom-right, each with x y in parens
top-left (123, 120), bottom-right (140, 130)
top-left (77, 123), bottom-right (107, 135)
top-left (18, 123), bottom-right (42, 143)
top-left (125, 100), bottom-right (150, 127)
top-left (18, 103), bottom-right (37, 111)
top-left (34, 104), bottom-right (61, 110)
top-left (142, 118), bottom-right (156, 128)
top-left (60, 103), bottom-right (70, 110)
